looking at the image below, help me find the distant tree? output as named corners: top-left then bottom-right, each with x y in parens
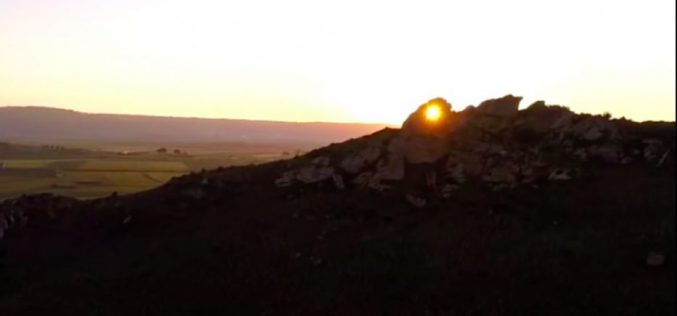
top-left (173, 149), bottom-right (182, 154)
top-left (157, 147), bottom-right (168, 154)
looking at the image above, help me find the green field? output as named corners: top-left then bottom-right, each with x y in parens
top-left (0, 141), bottom-right (302, 200)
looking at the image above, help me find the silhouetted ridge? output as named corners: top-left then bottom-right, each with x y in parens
top-left (0, 95), bottom-right (674, 315)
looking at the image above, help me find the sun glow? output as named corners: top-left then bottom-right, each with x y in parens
top-left (425, 105), bottom-right (442, 122)
top-left (0, 1), bottom-right (673, 123)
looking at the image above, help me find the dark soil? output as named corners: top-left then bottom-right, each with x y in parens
top-left (0, 130), bottom-right (675, 315)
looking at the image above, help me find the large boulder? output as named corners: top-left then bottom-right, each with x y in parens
top-left (274, 165), bottom-right (336, 187)
top-left (402, 98), bottom-right (453, 137)
top-left (340, 146), bottom-right (381, 174)
top-left (564, 116), bottom-right (620, 142)
top-left (388, 135), bottom-right (449, 164)
top-left (476, 95), bottom-right (522, 118)
top-left (513, 102), bottom-right (575, 140)
top-left (374, 153), bottom-right (405, 181)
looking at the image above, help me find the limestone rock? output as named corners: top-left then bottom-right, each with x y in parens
top-left (312, 156), bottom-right (331, 167)
top-left (482, 163), bottom-right (519, 185)
top-left (514, 104), bottom-right (574, 138)
top-left (332, 174), bottom-right (345, 190)
top-left (405, 194), bottom-right (426, 208)
top-left (340, 146), bottom-right (381, 174)
top-left (402, 98), bottom-right (453, 137)
top-left (441, 184), bottom-right (460, 198)
top-left (296, 166), bottom-right (335, 184)
top-left (388, 135), bottom-right (449, 164)
top-left (445, 159), bottom-right (466, 184)
top-left (548, 168), bottom-right (572, 181)
top-left (646, 251), bottom-right (666, 267)
top-left (476, 95), bottom-right (522, 118)
top-left (353, 172), bottom-right (388, 191)
top-left (567, 117), bottom-right (619, 142)
top-left (642, 139), bottom-right (663, 162)
top-left (656, 150), bottom-right (670, 167)
top-left (275, 165), bottom-right (336, 187)
top-left (587, 145), bottom-right (622, 164)
top-left (275, 171), bottom-right (295, 188)
top-left (374, 153), bottom-right (405, 181)
top-left (181, 188), bottom-right (206, 200)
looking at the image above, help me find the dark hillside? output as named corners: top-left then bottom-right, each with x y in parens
top-left (0, 96), bottom-right (674, 315)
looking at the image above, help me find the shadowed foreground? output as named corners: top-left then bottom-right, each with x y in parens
top-left (0, 96), bottom-right (674, 315)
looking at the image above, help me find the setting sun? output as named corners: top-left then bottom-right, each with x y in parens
top-left (0, 0), bottom-right (674, 124)
top-left (425, 105), bottom-right (442, 122)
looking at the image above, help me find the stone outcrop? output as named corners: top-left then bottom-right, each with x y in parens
top-left (0, 194), bottom-right (77, 241)
top-left (340, 146), bottom-right (381, 174)
top-left (274, 95), bottom-right (675, 206)
top-left (475, 95), bottom-right (521, 118)
top-left (402, 98), bottom-right (453, 137)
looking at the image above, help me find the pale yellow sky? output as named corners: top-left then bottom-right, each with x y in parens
top-left (0, 0), bottom-right (674, 124)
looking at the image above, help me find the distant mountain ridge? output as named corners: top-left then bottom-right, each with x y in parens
top-left (0, 106), bottom-right (387, 144)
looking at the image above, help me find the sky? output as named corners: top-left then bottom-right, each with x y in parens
top-left (0, 0), bottom-right (674, 124)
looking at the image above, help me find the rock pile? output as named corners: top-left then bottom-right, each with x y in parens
top-left (275, 95), bottom-right (674, 201)
top-left (0, 193), bottom-right (77, 240)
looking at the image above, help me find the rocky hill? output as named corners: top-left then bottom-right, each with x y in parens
top-left (0, 96), bottom-right (674, 315)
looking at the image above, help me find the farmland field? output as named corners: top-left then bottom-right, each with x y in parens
top-left (0, 141), bottom-right (306, 200)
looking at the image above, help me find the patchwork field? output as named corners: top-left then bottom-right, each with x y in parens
top-left (0, 141), bottom-right (303, 200)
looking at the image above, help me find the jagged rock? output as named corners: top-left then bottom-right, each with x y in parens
top-left (405, 194), bottom-right (426, 208)
top-left (388, 135), bottom-right (449, 164)
top-left (646, 251), bottom-right (666, 267)
top-left (449, 152), bottom-right (484, 177)
top-left (332, 174), bottom-right (345, 190)
top-left (353, 172), bottom-right (389, 191)
top-left (312, 156), bottom-right (331, 167)
top-left (402, 98), bottom-right (453, 137)
top-left (275, 171), bottom-right (296, 188)
top-left (340, 146), bottom-right (381, 174)
top-left (296, 166), bottom-right (335, 184)
top-left (573, 148), bottom-right (588, 161)
top-left (353, 172), bottom-right (374, 188)
top-left (275, 166), bottom-right (337, 187)
top-left (470, 142), bottom-right (507, 156)
top-left (374, 153), bottom-right (405, 181)
top-left (656, 150), bottom-right (670, 167)
top-left (476, 95), bottom-right (522, 118)
top-left (514, 104), bottom-right (574, 140)
top-left (587, 145), bottom-right (622, 164)
top-left (567, 117), bottom-right (619, 142)
top-left (642, 139), bottom-right (663, 162)
top-left (620, 156), bottom-right (633, 165)
top-left (441, 184), bottom-right (460, 198)
top-left (122, 215), bottom-right (133, 225)
top-left (482, 163), bottom-right (519, 185)
top-left (548, 168), bottom-right (572, 181)
top-left (425, 171), bottom-right (438, 189)
top-left (181, 188), bottom-right (206, 200)
top-left (271, 95), bottom-right (671, 196)
top-left (445, 160), bottom-right (466, 184)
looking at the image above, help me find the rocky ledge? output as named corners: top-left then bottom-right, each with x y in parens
top-left (274, 95), bottom-right (674, 205)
